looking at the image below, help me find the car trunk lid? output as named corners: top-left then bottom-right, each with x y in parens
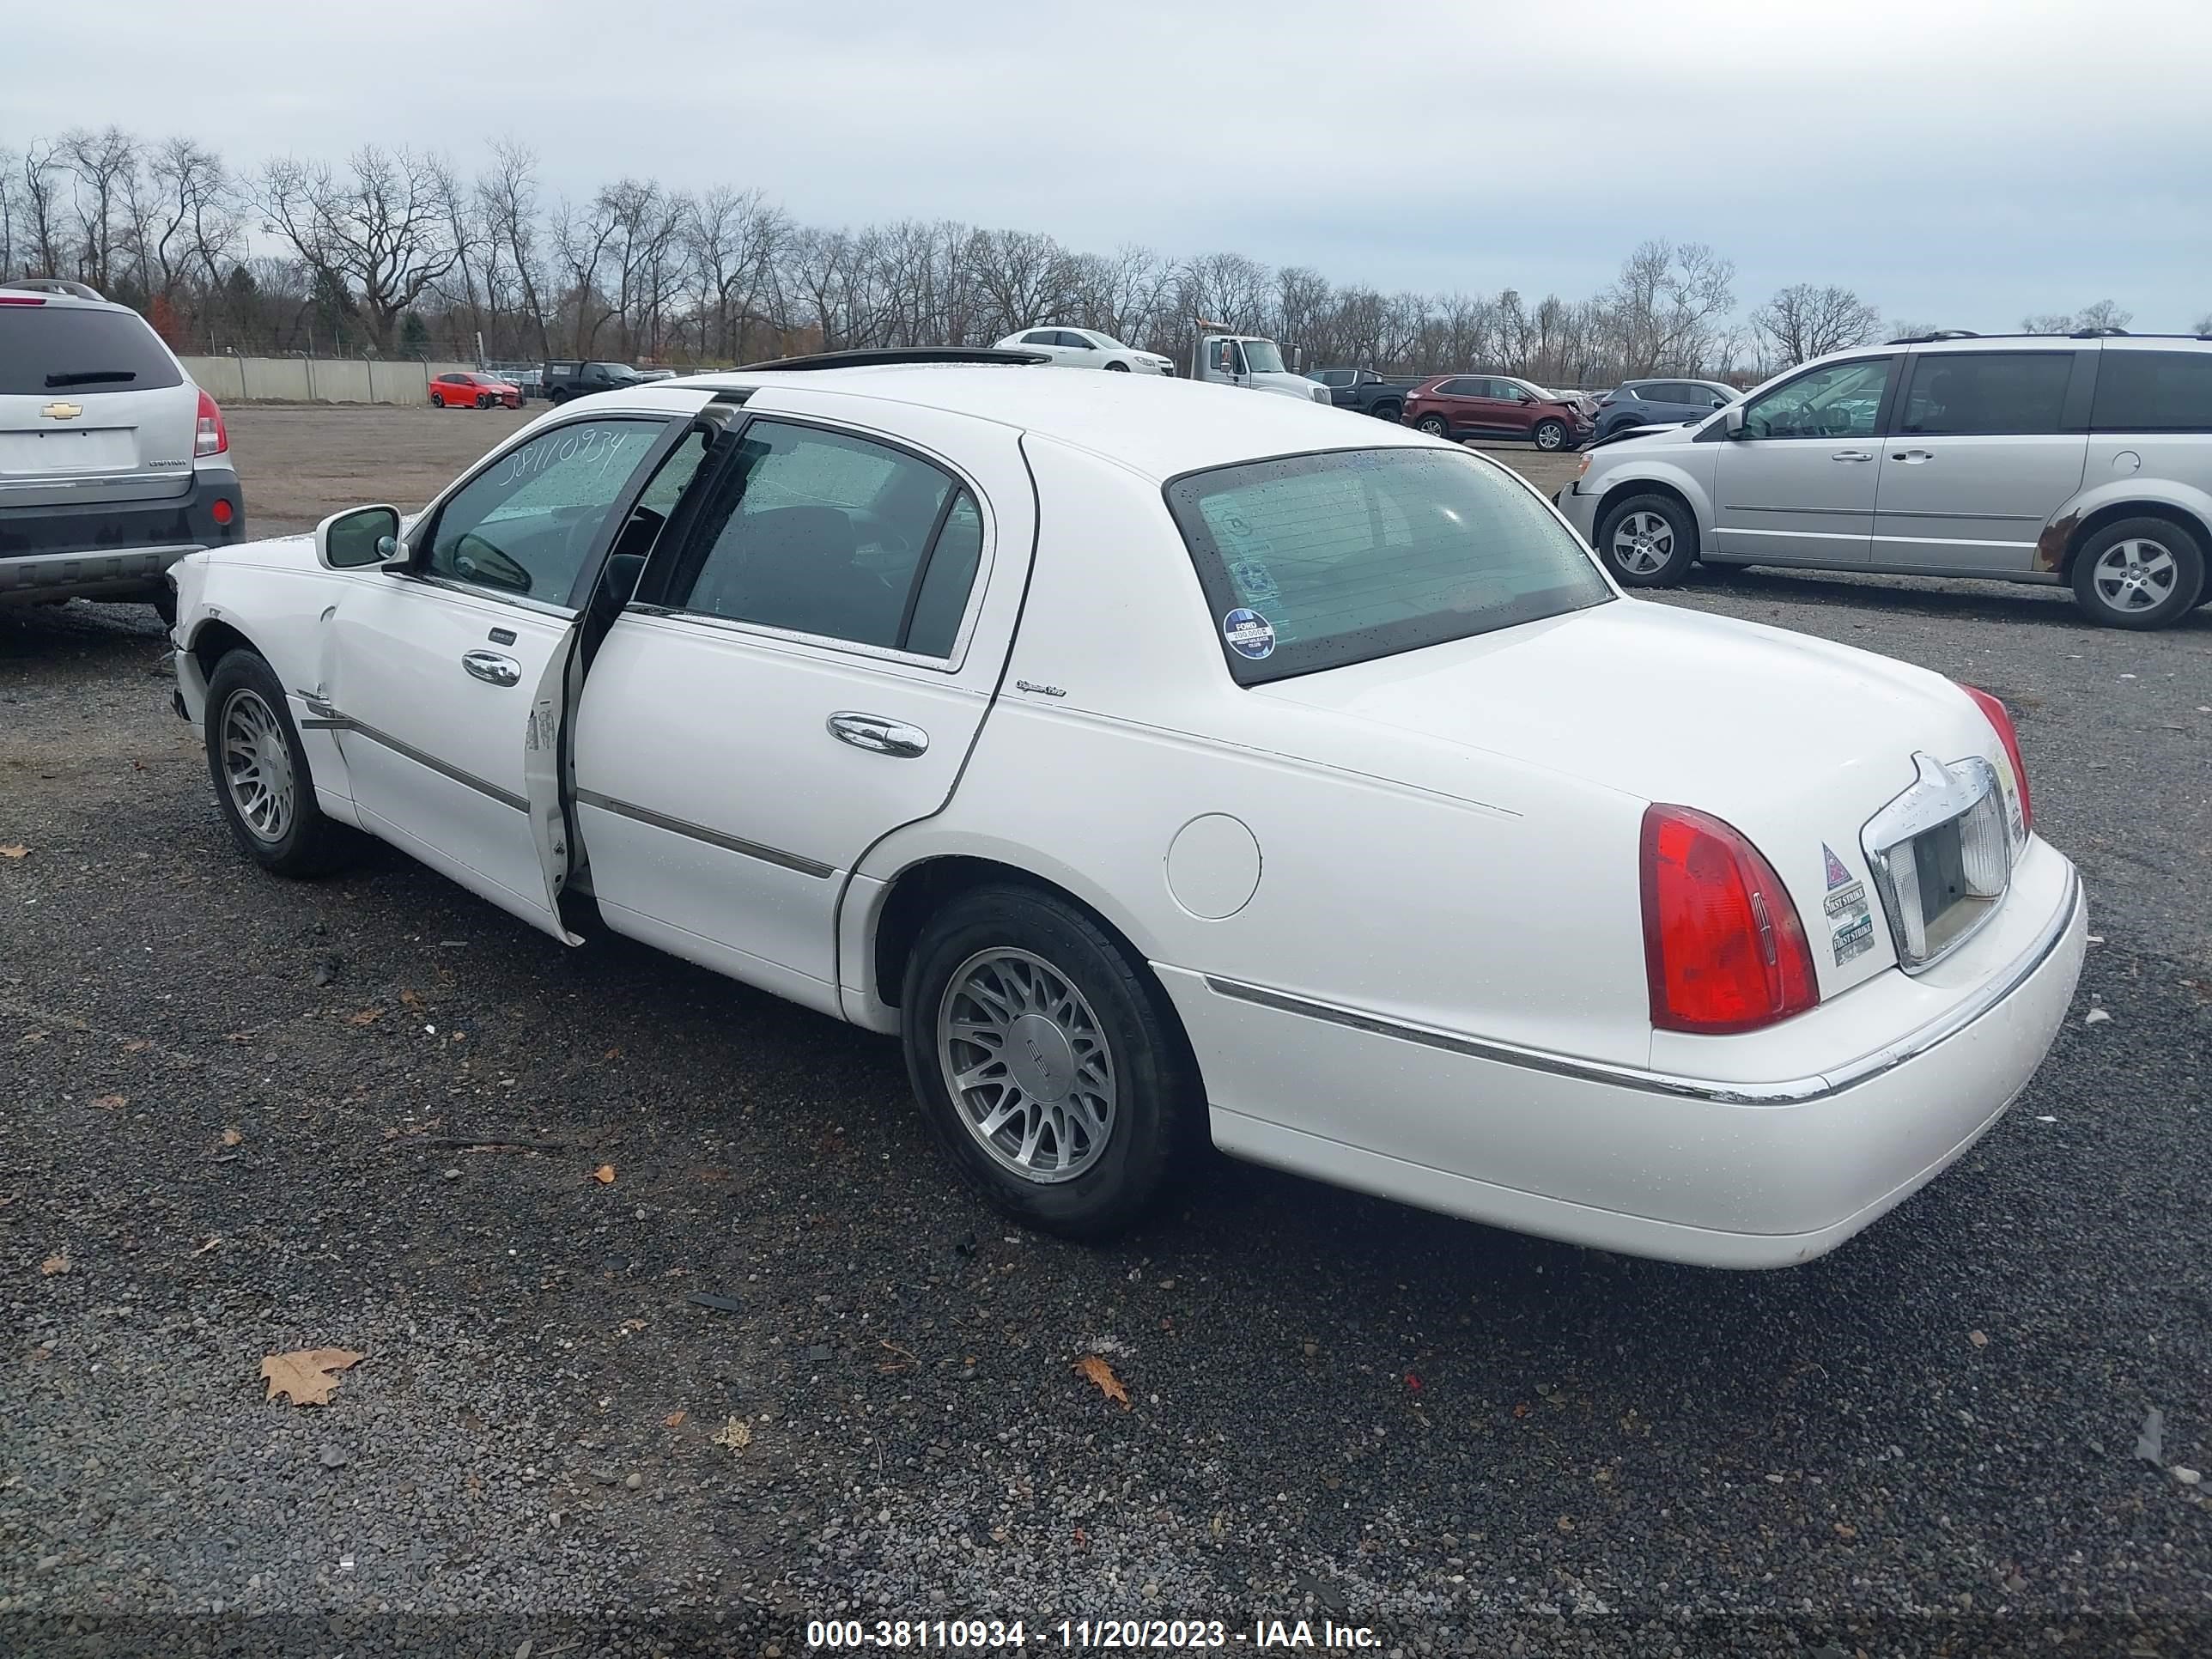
top-left (0, 306), bottom-right (197, 509)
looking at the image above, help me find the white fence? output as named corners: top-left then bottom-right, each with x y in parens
top-left (179, 356), bottom-right (476, 405)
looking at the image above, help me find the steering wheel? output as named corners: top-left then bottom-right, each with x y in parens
top-left (449, 532), bottom-right (532, 594)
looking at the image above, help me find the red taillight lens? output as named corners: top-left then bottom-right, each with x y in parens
top-left (1960, 684), bottom-right (2032, 835)
top-left (0, 294), bottom-right (47, 306)
top-left (1641, 804), bottom-right (1818, 1035)
top-left (210, 497), bottom-right (234, 526)
top-left (194, 389), bottom-right (228, 458)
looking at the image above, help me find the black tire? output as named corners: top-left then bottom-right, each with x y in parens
top-left (477, 393), bottom-right (494, 409)
top-left (2069, 516), bottom-right (2206, 629)
top-left (1104, 361), bottom-right (1131, 372)
top-left (1371, 402), bottom-right (1402, 422)
top-left (1533, 418), bottom-right (1568, 452)
top-left (901, 884), bottom-right (1200, 1241)
top-left (1414, 413), bottom-right (1450, 437)
top-left (1595, 491), bottom-right (1698, 586)
top-left (203, 650), bottom-right (359, 877)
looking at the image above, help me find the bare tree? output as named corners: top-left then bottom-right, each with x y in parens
top-left (20, 141), bottom-right (69, 278)
top-left (480, 139), bottom-right (550, 358)
top-left (144, 137), bottom-right (241, 304)
top-left (2021, 312), bottom-right (2075, 335)
top-left (59, 125), bottom-right (140, 294)
top-left (258, 146), bottom-right (459, 352)
top-left (1601, 240), bottom-right (1736, 376)
top-left (689, 184), bottom-right (789, 362)
top-left (1752, 283), bottom-right (1884, 367)
top-left (2073, 297), bottom-right (2132, 332)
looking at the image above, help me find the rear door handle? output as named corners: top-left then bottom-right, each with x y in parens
top-left (461, 650), bottom-right (522, 687)
top-left (826, 711), bottom-right (928, 758)
top-left (1831, 449), bottom-right (1875, 463)
top-left (1890, 449), bottom-right (1934, 463)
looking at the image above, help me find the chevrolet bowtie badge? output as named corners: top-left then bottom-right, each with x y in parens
top-left (41, 402), bottom-right (83, 421)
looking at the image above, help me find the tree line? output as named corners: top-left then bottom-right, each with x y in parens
top-left (0, 127), bottom-right (2179, 386)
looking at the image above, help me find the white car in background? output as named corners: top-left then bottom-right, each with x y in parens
top-left (994, 326), bottom-right (1174, 374)
top-left (168, 349), bottom-right (2082, 1267)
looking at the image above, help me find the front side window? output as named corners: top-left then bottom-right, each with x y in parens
top-left (1899, 352), bottom-right (2072, 436)
top-left (2091, 350), bottom-right (2212, 432)
top-left (1739, 357), bottom-right (1893, 440)
top-left (661, 420), bottom-right (982, 654)
top-left (422, 418), bottom-right (667, 605)
top-left (1165, 447), bottom-right (1613, 685)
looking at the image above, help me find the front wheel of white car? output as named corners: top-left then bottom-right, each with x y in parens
top-left (203, 650), bottom-right (359, 878)
top-left (901, 884), bottom-right (1198, 1240)
top-left (1105, 360), bottom-right (1131, 371)
top-left (1595, 493), bottom-right (1698, 586)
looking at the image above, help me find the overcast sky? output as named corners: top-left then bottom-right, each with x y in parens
top-left (12, 0), bottom-right (2211, 331)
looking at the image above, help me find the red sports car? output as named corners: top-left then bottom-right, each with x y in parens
top-left (428, 371), bottom-right (521, 410)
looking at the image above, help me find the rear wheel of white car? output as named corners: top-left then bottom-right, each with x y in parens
top-left (2070, 517), bottom-right (2205, 629)
top-left (204, 650), bottom-right (357, 878)
top-left (1596, 493), bottom-right (1698, 586)
top-left (902, 884), bottom-right (1198, 1241)
top-left (1533, 418), bottom-right (1568, 452)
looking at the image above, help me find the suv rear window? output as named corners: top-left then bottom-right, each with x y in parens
top-left (1165, 447), bottom-right (1613, 684)
top-left (2091, 350), bottom-right (2212, 432)
top-left (0, 305), bottom-right (184, 397)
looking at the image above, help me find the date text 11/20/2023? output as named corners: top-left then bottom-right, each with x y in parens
top-left (805, 1618), bottom-right (1385, 1649)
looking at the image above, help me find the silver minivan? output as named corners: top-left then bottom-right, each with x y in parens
top-left (1554, 332), bottom-right (2212, 628)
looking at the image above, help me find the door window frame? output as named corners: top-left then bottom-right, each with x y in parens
top-left (398, 408), bottom-right (697, 617)
top-left (624, 410), bottom-right (1000, 674)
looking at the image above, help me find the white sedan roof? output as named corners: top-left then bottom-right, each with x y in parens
top-left (674, 363), bottom-right (1436, 483)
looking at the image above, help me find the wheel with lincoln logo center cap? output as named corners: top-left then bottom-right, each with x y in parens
top-left (902, 884), bottom-right (1199, 1238)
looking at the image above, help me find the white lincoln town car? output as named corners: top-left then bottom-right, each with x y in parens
top-left (169, 350), bottom-right (2085, 1267)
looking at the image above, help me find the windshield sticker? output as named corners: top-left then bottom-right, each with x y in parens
top-left (1223, 608), bottom-right (1277, 660)
top-left (1822, 843), bottom-right (1854, 889)
top-left (1227, 559), bottom-right (1280, 603)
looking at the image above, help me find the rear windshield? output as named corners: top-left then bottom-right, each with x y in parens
top-left (1164, 447), bottom-right (1613, 684)
top-left (0, 306), bottom-right (183, 397)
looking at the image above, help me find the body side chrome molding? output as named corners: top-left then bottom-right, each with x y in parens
top-left (574, 787), bottom-right (835, 879)
top-left (301, 709), bottom-right (529, 813)
top-left (1203, 864), bottom-right (2080, 1107)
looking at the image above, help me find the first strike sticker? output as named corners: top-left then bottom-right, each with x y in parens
top-left (1223, 608), bottom-right (1276, 659)
top-left (1821, 842), bottom-right (1876, 965)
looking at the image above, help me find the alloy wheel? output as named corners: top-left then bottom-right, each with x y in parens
top-left (937, 948), bottom-right (1116, 1184)
top-left (2092, 538), bottom-right (2178, 613)
top-left (221, 688), bottom-right (295, 843)
top-left (1611, 511), bottom-right (1675, 576)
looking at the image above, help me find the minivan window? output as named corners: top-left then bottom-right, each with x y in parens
top-left (1165, 447), bottom-right (1613, 685)
top-left (2091, 350), bottom-right (2212, 432)
top-left (0, 306), bottom-right (184, 397)
top-left (1738, 357), bottom-right (1892, 440)
top-left (1899, 352), bottom-right (2072, 436)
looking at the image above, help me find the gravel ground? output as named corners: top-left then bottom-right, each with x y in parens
top-left (1, 407), bottom-right (2208, 1656)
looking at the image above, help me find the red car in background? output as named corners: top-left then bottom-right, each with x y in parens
top-left (428, 371), bottom-right (521, 410)
top-left (1400, 374), bottom-right (1593, 452)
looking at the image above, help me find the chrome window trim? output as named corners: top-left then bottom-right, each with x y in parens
top-left (1200, 862), bottom-right (2078, 1108)
top-left (621, 602), bottom-right (979, 676)
top-left (1860, 751), bottom-right (2009, 974)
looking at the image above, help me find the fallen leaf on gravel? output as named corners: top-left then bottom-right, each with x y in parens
top-left (0, 844), bottom-right (28, 860)
top-left (1073, 1354), bottom-right (1130, 1409)
top-left (41, 1253), bottom-right (70, 1276)
top-left (663, 1409), bottom-right (687, 1429)
top-left (712, 1414), bottom-right (752, 1453)
top-left (603, 1047), bottom-right (623, 1060)
top-left (591, 1164), bottom-right (616, 1184)
top-left (2083, 1007), bottom-right (2112, 1025)
top-left (346, 1009), bottom-right (383, 1026)
top-left (259, 1347), bottom-right (365, 1407)
top-left (191, 1237), bottom-right (222, 1256)
top-left (1833, 1522), bottom-right (1857, 1540)
top-left (1968, 1330), bottom-right (1988, 1348)
top-left (222, 1127), bottom-right (244, 1147)
top-left (399, 988), bottom-right (421, 1007)
top-left (123, 1040), bottom-right (149, 1053)
top-left (91, 1094), bottom-right (127, 1110)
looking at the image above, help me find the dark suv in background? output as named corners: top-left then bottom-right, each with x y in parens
top-left (540, 360), bottom-right (645, 404)
top-left (1592, 379), bottom-right (1738, 441)
top-left (1401, 374), bottom-right (1594, 451)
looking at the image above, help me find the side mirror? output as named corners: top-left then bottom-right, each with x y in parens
top-left (316, 504), bottom-right (404, 571)
top-left (1721, 405), bottom-right (1747, 437)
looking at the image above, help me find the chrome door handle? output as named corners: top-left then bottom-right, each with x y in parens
top-left (1831, 449), bottom-right (1875, 463)
top-left (826, 711), bottom-right (929, 758)
top-left (461, 650), bottom-right (522, 687)
top-left (1890, 449), bottom-right (1934, 463)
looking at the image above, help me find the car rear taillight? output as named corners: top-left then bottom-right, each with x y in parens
top-left (1960, 684), bottom-right (2032, 836)
top-left (194, 389), bottom-right (228, 457)
top-left (1641, 804), bottom-right (1818, 1034)
top-left (0, 294), bottom-right (46, 306)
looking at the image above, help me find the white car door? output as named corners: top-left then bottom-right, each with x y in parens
top-left (1016, 330), bottom-right (1074, 367)
top-left (1060, 330), bottom-right (1110, 369)
top-left (322, 412), bottom-right (691, 939)
top-left (570, 398), bottom-right (1033, 1017)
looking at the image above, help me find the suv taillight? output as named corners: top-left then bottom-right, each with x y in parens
top-left (1961, 684), bottom-right (2033, 836)
top-left (1641, 804), bottom-right (1818, 1034)
top-left (194, 389), bottom-right (228, 458)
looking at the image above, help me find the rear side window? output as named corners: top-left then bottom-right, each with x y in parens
top-left (1437, 377), bottom-right (1483, 397)
top-left (1165, 447), bottom-right (1613, 685)
top-left (2091, 350), bottom-right (2212, 432)
top-left (0, 307), bottom-right (184, 397)
top-left (1899, 353), bottom-right (2073, 436)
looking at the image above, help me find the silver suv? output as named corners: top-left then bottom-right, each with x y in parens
top-left (1554, 331), bottom-right (2212, 629)
top-left (0, 283), bottom-right (243, 623)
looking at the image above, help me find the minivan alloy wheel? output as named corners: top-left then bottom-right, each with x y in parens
top-left (1612, 510), bottom-right (1676, 576)
top-left (220, 688), bottom-right (295, 843)
top-left (2091, 537), bottom-right (2179, 613)
top-left (937, 947), bottom-right (1117, 1184)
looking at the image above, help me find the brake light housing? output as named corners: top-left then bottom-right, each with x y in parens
top-left (1960, 684), bottom-right (2033, 839)
top-left (194, 389), bottom-right (228, 458)
top-left (1641, 804), bottom-right (1819, 1034)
